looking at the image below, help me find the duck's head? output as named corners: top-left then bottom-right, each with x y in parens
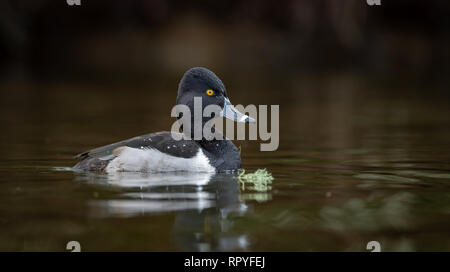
top-left (176, 67), bottom-right (254, 138)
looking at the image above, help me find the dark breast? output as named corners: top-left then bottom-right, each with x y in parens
top-left (199, 139), bottom-right (242, 172)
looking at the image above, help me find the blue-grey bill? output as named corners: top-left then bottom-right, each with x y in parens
top-left (221, 97), bottom-right (256, 123)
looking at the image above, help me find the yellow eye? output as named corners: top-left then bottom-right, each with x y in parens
top-left (206, 89), bottom-right (214, 96)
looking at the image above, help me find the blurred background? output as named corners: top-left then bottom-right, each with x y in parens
top-left (0, 0), bottom-right (449, 251)
top-left (1, 0), bottom-right (449, 84)
top-left (1, 0), bottom-right (449, 154)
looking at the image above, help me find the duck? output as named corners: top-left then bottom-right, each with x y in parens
top-left (73, 67), bottom-right (254, 173)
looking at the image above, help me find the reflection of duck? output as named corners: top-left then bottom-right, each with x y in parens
top-left (100, 171), bottom-right (214, 187)
top-left (82, 171), bottom-right (216, 215)
top-left (73, 67), bottom-right (254, 173)
top-left (169, 174), bottom-right (251, 251)
top-left (84, 172), bottom-right (246, 215)
top-left (80, 171), bottom-right (253, 251)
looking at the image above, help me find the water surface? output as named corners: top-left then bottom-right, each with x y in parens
top-left (0, 74), bottom-right (449, 251)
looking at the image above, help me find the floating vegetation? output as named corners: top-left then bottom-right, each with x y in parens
top-left (238, 169), bottom-right (274, 192)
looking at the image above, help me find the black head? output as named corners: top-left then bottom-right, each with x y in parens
top-left (175, 67), bottom-right (254, 139)
top-left (177, 67), bottom-right (227, 109)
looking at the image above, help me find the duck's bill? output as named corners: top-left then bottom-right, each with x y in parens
top-left (221, 97), bottom-right (256, 123)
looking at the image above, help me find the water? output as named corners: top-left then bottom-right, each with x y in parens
top-left (0, 74), bottom-right (449, 251)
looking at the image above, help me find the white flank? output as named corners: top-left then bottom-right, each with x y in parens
top-left (106, 147), bottom-right (215, 173)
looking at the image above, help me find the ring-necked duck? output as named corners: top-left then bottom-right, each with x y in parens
top-left (73, 67), bottom-right (254, 173)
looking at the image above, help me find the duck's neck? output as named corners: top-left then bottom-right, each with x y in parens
top-left (196, 134), bottom-right (241, 171)
top-left (180, 124), bottom-right (237, 156)
top-left (197, 137), bottom-right (228, 154)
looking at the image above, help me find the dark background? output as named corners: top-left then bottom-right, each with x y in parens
top-left (0, 0), bottom-right (448, 90)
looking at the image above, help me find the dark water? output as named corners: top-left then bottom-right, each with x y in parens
top-left (0, 74), bottom-right (449, 251)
